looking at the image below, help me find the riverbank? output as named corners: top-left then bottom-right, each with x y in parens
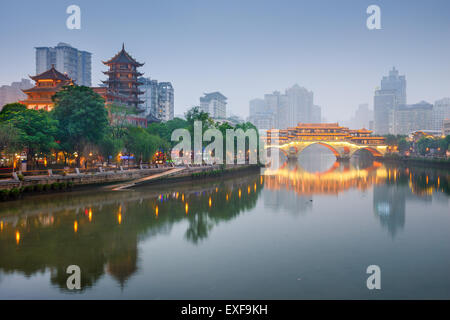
top-left (382, 155), bottom-right (450, 169)
top-left (0, 164), bottom-right (262, 201)
top-left (0, 167), bottom-right (168, 201)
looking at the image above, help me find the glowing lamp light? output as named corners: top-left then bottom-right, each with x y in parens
top-left (74, 221), bottom-right (78, 233)
top-left (155, 205), bottom-right (159, 217)
top-left (16, 231), bottom-right (20, 244)
top-left (185, 203), bottom-right (189, 214)
top-left (209, 197), bottom-right (212, 207)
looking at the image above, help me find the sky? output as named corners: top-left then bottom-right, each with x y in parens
top-left (0, 0), bottom-right (449, 122)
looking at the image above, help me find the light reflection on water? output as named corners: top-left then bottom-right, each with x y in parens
top-left (0, 149), bottom-right (449, 299)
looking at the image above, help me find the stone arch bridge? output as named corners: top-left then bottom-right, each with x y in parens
top-left (265, 123), bottom-right (388, 160)
top-left (267, 140), bottom-right (387, 160)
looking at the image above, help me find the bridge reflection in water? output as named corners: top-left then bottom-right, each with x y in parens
top-left (263, 159), bottom-right (386, 196)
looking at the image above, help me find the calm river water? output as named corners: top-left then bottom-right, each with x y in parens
top-left (0, 147), bottom-right (449, 299)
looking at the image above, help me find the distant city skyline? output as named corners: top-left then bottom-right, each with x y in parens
top-left (1, 0), bottom-right (449, 121)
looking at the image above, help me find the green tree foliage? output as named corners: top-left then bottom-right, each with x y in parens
top-left (107, 104), bottom-right (142, 139)
top-left (147, 117), bottom-right (189, 146)
top-left (98, 128), bottom-right (124, 164)
top-left (0, 122), bottom-right (20, 154)
top-left (0, 103), bottom-right (59, 164)
top-left (125, 127), bottom-right (168, 163)
top-left (397, 137), bottom-right (411, 153)
top-left (52, 86), bottom-right (109, 165)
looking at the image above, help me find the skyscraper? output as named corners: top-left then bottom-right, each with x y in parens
top-left (286, 84), bottom-right (314, 127)
top-left (381, 67), bottom-right (406, 105)
top-left (349, 104), bottom-right (374, 129)
top-left (391, 101), bottom-right (433, 135)
top-left (0, 79), bottom-right (32, 109)
top-left (200, 92), bottom-right (227, 119)
top-left (139, 77), bottom-right (159, 116)
top-left (157, 82), bottom-right (174, 122)
top-left (35, 43), bottom-right (92, 86)
top-left (374, 67), bottom-right (406, 134)
top-left (432, 98), bottom-right (450, 131)
top-left (248, 98), bottom-right (275, 130)
top-left (249, 85), bottom-right (316, 130)
top-left (139, 78), bottom-right (174, 122)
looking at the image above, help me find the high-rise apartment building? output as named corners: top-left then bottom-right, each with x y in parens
top-left (381, 67), bottom-right (406, 105)
top-left (0, 79), bottom-right (32, 109)
top-left (139, 78), bottom-right (174, 122)
top-left (139, 77), bottom-right (159, 116)
top-left (432, 98), bottom-right (450, 131)
top-left (392, 101), bottom-right (433, 135)
top-left (35, 43), bottom-right (92, 86)
top-left (157, 82), bottom-right (174, 122)
top-left (200, 92), bottom-right (227, 119)
top-left (349, 104), bottom-right (374, 129)
top-left (286, 84), bottom-right (314, 127)
top-left (311, 105), bottom-right (322, 124)
top-left (249, 85), bottom-right (318, 130)
top-left (374, 67), bottom-right (406, 134)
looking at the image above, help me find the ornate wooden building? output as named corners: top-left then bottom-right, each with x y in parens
top-left (20, 65), bottom-right (74, 111)
top-left (101, 44), bottom-right (144, 108)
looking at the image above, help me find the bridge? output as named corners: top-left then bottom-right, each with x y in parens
top-left (265, 123), bottom-right (387, 160)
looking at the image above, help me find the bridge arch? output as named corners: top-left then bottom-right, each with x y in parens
top-left (351, 147), bottom-right (383, 158)
top-left (298, 142), bottom-right (342, 159)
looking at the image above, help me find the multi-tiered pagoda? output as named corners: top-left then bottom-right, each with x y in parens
top-left (102, 44), bottom-right (144, 108)
top-left (21, 65), bottom-right (74, 111)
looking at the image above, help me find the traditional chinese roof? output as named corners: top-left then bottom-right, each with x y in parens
top-left (200, 92), bottom-right (227, 102)
top-left (102, 43), bottom-right (144, 67)
top-left (30, 65), bottom-right (72, 81)
top-left (22, 83), bottom-right (68, 93)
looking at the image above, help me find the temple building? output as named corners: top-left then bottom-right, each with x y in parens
top-left (20, 65), bottom-right (74, 111)
top-left (101, 44), bottom-right (144, 108)
top-left (266, 123), bottom-right (386, 146)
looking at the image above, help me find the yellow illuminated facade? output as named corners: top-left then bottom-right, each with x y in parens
top-left (266, 123), bottom-right (387, 159)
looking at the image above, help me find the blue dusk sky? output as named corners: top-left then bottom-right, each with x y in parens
top-left (0, 0), bottom-right (449, 121)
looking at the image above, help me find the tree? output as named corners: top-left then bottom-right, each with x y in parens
top-left (0, 104), bottom-right (59, 167)
top-left (52, 86), bottom-right (109, 166)
top-left (147, 117), bottom-right (188, 147)
top-left (125, 127), bottom-right (166, 163)
top-left (0, 122), bottom-right (20, 155)
top-left (398, 137), bottom-right (410, 154)
top-left (0, 103), bottom-right (27, 120)
top-left (107, 104), bottom-right (142, 140)
top-left (98, 129), bottom-right (124, 165)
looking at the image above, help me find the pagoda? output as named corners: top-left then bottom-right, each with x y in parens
top-left (102, 44), bottom-right (144, 108)
top-left (20, 65), bottom-right (74, 111)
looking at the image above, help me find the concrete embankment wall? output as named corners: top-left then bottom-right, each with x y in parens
top-left (143, 164), bottom-right (262, 185)
top-left (0, 168), bottom-right (168, 191)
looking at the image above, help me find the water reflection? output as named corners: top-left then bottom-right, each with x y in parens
top-left (0, 154), bottom-right (448, 296)
top-left (264, 153), bottom-right (449, 238)
top-left (0, 174), bottom-right (262, 291)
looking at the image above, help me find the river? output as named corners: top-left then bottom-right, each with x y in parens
top-left (0, 146), bottom-right (449, 299)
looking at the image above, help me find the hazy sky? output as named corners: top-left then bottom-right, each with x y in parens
top-left (1, 0), bottom-right (449, 121)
